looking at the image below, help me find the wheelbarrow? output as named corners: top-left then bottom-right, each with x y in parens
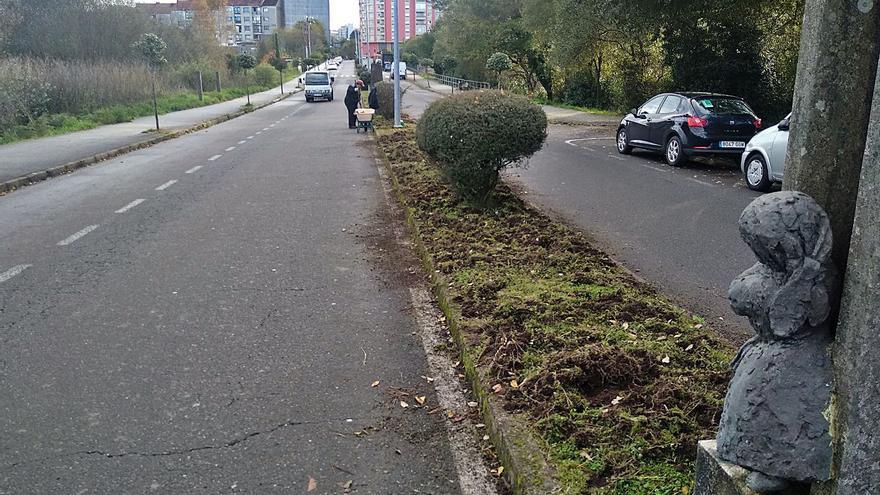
top-left (354, 108), bottom-right (375, 133)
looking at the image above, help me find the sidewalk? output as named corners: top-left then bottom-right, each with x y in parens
top-left (407, 73), bottom-right (620, 126)
top-left (0, 79), bottom-right (301, 185)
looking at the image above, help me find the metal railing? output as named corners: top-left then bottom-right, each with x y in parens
top-left (431, 73), bottom-right (493, 93)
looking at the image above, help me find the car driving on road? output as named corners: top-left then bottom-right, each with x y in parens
top-left (304, 71), bottom-right (333, 103)
top-left (617, 92), bottom-right (762, 166)
top-left (741, 113), bottom-right (791, 191)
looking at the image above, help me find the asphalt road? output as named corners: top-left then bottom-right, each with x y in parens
top-left (509, 126), bottom-right (765, 343)
top-left (0, 63), bottom-right (467, 493)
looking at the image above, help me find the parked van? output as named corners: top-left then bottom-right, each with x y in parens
top-left (391, 62), bottom-right (407, 80)
top-left (304, 71), bottom-right (333, 102)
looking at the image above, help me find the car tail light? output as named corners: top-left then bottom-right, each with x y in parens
top-left (687, 115), bottom-right (707, 128)
top-left (753, 118), bottom-right (762, 129)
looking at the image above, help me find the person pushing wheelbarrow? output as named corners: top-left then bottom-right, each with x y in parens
top-left (344, 79), bottom-right (364, 129)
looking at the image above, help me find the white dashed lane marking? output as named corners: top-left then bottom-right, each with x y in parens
top-left (256, 131), bottom-right (262, 135)
top-left (0, 264), bottom-right (32, 284)
top-left (185, 166), bottom-right (203, 174)
top-left (155, 180), bottom-right (178, 191)
top-left (262, 127), bottom-right (269, 131)
top-left (226, 146), bottom-right (236, 151)
top-left (57, 225), bottom-right (99, 246)
top-left (247, 136), bottom-right (254, 140)
top-left (209, 154), bottom-right (223, 161)
top-left (115, 198), bottom-right (146, 213)
top-left (237, 140), bottom-right (246, 145)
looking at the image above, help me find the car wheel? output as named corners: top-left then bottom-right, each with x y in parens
top-left (744, 153), bottom-right (772, 192)
top-left (306, 97), bottom-right (313, 103)
top-left (616, 128), bottom-right (633, 155)
top-left (665, 136), bottom-right (687, 167)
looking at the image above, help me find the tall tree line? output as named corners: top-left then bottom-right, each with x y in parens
top-left (419, 0), bottom-right (804, 120)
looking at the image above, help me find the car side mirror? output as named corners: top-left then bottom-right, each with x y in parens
top-left (630, 108), bottom-right (638, 116)
top-left (778, 118), bottom-right (790, 131)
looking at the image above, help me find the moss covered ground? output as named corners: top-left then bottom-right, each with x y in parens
top-left (376, 127), bottom-right (734, 494)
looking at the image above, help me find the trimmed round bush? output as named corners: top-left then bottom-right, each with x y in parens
top-left (416, 90), bottom-right (547, 202)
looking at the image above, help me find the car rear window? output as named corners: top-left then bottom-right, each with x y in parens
top-left (693, 97), bottom-right (753, 115)
top-left (305, 73), bottom-right (329, 85)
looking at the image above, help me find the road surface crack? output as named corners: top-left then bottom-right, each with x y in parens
top-left (76, 419), bottom-right (306, 459)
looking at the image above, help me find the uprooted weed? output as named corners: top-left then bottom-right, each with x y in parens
top-left (377, 128), bottom-right (733, 494)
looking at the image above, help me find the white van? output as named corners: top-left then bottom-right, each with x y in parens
top-left (391, 62), bottom-right (407, 80)
top-left (304, 71), bottom-right (333, 103)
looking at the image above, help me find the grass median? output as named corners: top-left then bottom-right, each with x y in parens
top-left (376, 126), bottom-right (734, 494)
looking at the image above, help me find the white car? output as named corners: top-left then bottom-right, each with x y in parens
top-left (304, 71), bottom-right (334, 102)
top-left (741, 113), bottom-right (791, 192)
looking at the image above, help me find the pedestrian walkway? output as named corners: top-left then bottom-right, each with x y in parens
top-left (406, 73), bottom-right (620, 126)
top-left (0, 78), bottom-right (301, 185)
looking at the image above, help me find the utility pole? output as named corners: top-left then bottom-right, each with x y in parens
top-left (392, 0), bottom-right (401, 127)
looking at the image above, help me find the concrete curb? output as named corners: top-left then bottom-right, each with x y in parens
top-left (374, 134), bottom-right (562, 495)
top-left (0, 87), bottom-right (301, 195)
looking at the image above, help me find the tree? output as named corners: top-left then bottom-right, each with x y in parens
top-left (237, 53), bottom-right (257, 105)
top-left (486, 52), bottom-right (512, 89)
top-left (132, 33), bottom-right (167, 130)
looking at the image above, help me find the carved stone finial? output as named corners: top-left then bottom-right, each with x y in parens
top-left (717, 191), bottom-right (840, 490)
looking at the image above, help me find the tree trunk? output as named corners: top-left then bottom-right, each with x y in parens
top-left (151, 75), bottom-right (159, 131)
top-left (783, 0), bottom-right (880, 268)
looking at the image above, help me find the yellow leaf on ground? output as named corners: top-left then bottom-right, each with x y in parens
top-left (415, 395), bottom-right (426, 405)
top-left (400, 401), bottom-right (409, 408)
top-left (307, 477), bottom-right (317, 492)
top-left (371, 380), bottom-right (380, 387)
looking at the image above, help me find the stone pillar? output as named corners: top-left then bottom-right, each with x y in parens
top-left (784, 0), bottom-right (880, 266)
top-left (829, 52), bottom-right (880, 495)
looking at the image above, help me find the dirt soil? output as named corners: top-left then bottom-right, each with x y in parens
top-left (376, 127), bottom-right (734, 495)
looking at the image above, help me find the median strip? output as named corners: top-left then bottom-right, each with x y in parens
top-left (375, 127), bottom-right (732, 494)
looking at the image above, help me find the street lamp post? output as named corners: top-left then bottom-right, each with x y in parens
top-left (392, 0), bottom-right (401, 127)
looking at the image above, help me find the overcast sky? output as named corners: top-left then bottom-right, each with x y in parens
top-left (329, 0), bottom-right (359, 29)
top-left (134, 0), bottom-right (360, 29)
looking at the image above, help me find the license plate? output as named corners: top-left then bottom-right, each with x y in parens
top-left (720, 141), bottom-right (746, 149)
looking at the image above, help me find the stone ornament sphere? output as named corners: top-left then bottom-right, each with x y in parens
top-left (717, 191), bottom-right (840, 488)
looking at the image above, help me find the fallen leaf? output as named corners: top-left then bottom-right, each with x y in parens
top-left (426, 377), bottom-right (435, 383)
top-left (395, 449), bottom-right (402, 455)
top-left (453, 361), bottom-right (461, 367)
top-left (467, 401), bottom-right (478, 408)
top-left (482, 435), bottom-right (490, 441)
top-left (611, 395), bottom-right (623, 406)
top-left (685, 344), bottom-right (694, 352)
top-left (342, 480), bottom-right (353, 489)
top-left (494, 466), bottom-right (505, 476)
top-left (492, 384), bottom-right (503, 394)
top-left (694, 323), bottom-right (704, 329)
top-left (415, 395), bottom-right (426, 405)
top-left (307, 477), bottom-right (317, 492)
top-left (622, 322), bottom-right (630, 330)
top-left (509, 379), bottom-right (519, 389)
top-left (371, 380), bottom-right (380, 388)
top-left (400, 401), bottom-right (409, 408)
top-left (475, 423), bottom-right (485, 428)
top-left (661, 355), bottom-right (671, 364)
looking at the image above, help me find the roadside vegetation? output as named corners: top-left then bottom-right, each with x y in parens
top-left (376, 93), bottom-right (734, 492)
top-left (403, 0), bottom-right (803, 121)
top-left (0, 0), bottom-right (314, 144)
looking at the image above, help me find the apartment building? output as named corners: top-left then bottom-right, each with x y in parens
top-left (136, 0), bottom-right (280, 47)
top-left (358, 0), bottom-right (438, 60)
top-left (280, 0), bottom-right (331, 42)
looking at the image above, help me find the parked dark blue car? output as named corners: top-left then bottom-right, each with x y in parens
top-left (616, 92), bottom-right (762, 166)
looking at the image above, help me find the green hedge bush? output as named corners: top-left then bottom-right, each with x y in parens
top-left (373, 81), bottom-right (395, 120)
top-left (253, 64), bottom-right (277, 88)
top-left (416, 90), bottom-right (547, 203)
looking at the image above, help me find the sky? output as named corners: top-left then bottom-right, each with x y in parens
top-left (133, 0), bottom-right (360, 30)
top-left (329, 0), bottom-right (359, 30)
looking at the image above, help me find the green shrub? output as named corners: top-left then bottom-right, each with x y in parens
top-left (373, 81), bottom-right (395, 120)
top-left (416, 90), bottom-right (547, 203)
top-left (253, 64), bottom-right (277, 88)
